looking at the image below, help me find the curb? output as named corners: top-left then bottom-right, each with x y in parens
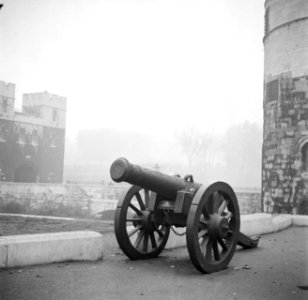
top-left (292, 215), bottom-right (308, 226)
top-left (0, 231), bottom-right (103, 268)
top-left (0, 213), bottom-right (307, 268)
top-left (165, 213), bottom-right (308, 249)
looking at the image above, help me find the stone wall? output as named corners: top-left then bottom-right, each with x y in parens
top-left (235, 188), bottom-right (262, 215)
top-left (0, 182), bottom-right (123, 219)
top-left (0, 182), bottom-right (261, 219)
top-left (0, 80), bottom-right (67, 183)
top-left (0, 118), bottom-right (66, 183)
top-left (263, 74), bottom-right (308, 214)
top-left (264, 17), bottom-right (308, 78)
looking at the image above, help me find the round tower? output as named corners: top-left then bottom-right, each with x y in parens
top-left (262, 0), bottom-right (308, 214)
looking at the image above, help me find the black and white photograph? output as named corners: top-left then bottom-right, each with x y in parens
top-left (0, 0), bottom-right (307, 299)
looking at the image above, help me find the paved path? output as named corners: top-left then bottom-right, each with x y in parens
top-left (0, 227), bottom-right (307, 300)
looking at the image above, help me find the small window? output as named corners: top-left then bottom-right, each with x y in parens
top-left (2, 99), bottom-right (8, 113)
top-left (266, 79), bottom-right (279, 103)
top-left (53, 109), bottom-right (58, 122)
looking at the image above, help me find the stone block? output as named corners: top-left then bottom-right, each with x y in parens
top-left (288, 109), bottom-right (296, 115)
top-left (0, 231), bottom-right (103, 268)
top-left (292, 215), bottom-right (308, 226)
top-left (240, 213), bottom-right (275, 236)
top-left (265, 163), bottom-right (273, 169)
top-left (298, 120), bottom-right (306, 126)
top-left (272, 214), bottom-right (293, 231)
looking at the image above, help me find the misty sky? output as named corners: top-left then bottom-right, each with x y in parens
top-left (0, 0), bottom-right (264, 138)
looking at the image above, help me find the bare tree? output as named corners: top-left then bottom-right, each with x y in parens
top-left (175, 128), bottom-right (214, 167)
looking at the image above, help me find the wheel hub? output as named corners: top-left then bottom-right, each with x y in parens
top-left (140, 210), bottom-right (156, 232)
top-left (208, 214), bottom-right (229, 239)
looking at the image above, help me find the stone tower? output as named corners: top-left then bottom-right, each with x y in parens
top-left (262, 0), bottom-right (308, 214)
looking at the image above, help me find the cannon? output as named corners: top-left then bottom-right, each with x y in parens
top-left (110, 157), bottom-right (259, 273)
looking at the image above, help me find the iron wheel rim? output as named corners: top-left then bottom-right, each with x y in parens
top-left (114, 185), bottom-right (170, 259)
top-left (186, 182), bottom-right (240, 273)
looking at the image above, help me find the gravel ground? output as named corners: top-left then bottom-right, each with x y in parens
top-left (0, 214), bottom-right (114, 236)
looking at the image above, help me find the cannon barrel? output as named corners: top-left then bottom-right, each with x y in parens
top-left (110, 158), bottom-right (200, 200)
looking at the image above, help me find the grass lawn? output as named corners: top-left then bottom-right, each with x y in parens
top-left (0, 214), bottom-right (114, 236)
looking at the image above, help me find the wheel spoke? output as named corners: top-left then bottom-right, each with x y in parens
top-left (205, 238), bottom-right (213, 261)
top-left (218, 199), bottom-right (228, 215)
top-left (198, 229), bottom-right (208, 239)
top-left (129, 203), bottom-right (143, 216)
top-left (199, 219), bottom-right (208, 228)
top-left (126, 217), bottom-right (141, 222)
top-left (225, 211), bottom-right (232, 220)
top-left (200, 236), bottom-right (209, 256)
top-left (218, 238), bottom-right (228, 251)
top-left (155, 227), bottom-right (165, 237)
top-left (144, 189), bottom-right (150, 208)
top-left (135, 192), bottom-right (146, 211)
top-left (212, 239), bottom-right (220, 261)
top-left (134, 230), bottom-right (144, 248)
top-left (150, 232), bottom-right (157, 249)
top-left (212, 192), bottom-right (223, 213)
top-left (202, 205), bottom-right (210, 219)
top-left (143, 232), bottom-right (149, 252)
top-left (226, 229), bottom-right (235, 243)
top-left (128, 225), bottom-right (142, 237)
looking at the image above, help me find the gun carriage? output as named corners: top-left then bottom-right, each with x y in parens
top-left (110, 157), bottom-right (259, 274)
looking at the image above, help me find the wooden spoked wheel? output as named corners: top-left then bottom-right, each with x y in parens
top-left (186, 182), bottom-right (240, 273)
top-left (114, 185), bottom-right (170, 260)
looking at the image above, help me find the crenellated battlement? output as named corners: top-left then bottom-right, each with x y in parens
top-left (0, 80), bottom-right (15, 98)
top-left (23, 91), bottom-right (66, 110)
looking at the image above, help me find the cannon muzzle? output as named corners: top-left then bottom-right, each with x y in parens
top-left (110, 157), bottom-right (133, 183)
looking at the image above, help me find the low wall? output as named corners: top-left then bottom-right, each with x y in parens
top-left (0, 182), bottom-right (261, 219)
top-left (0, 182), bottom-right (122, 219)
top-left (236, 188), bottom-right (262, 215)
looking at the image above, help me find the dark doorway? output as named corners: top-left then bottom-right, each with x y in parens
top-left (14, 162), bottom-right (38, 183)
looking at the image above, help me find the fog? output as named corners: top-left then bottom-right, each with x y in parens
top-left (64, 122), bottom-right (262, 187)
top-left (0, 0), bottom-right (264, 187)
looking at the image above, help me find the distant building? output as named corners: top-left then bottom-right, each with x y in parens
top-left (262, 0), bottom-right (308, 214)
top-left (0, 80), bottom-right (66, 183)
